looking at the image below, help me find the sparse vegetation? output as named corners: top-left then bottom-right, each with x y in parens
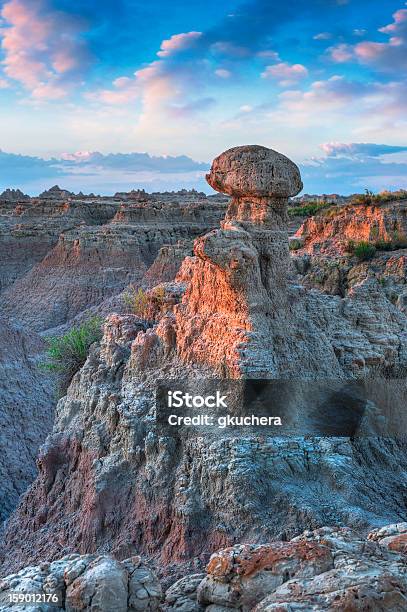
top-left (374, 239), bottom-right (393, 251)
top-left (289, 238), bottom-right (304, 251)
top-left (352, 189), bottom-right (407, 206)
top-left (346, 240), bottom-right (376, 261)
top-left (374, 232), bottom-right (407, 251)
top-left (41, 316), bottom-right (103, 392)
top-left (287, 201), bottom-right (332, 218)
top-left (122, 285), bottom-right (166, 321)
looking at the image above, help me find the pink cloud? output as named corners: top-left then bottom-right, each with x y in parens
top-left (157, 31), bottom-right (202, 57)
top-left (328, 43), bottom-right (354, 63)
top-left (261, 62), bottom-right (308, 86)
top-left (214, 68), bottom-right (231, 78)
top-left (329, 7), bottom-right (407, 72)
top-left (379, 8), bottom-right (407, 34)
top-left (210, 41), bottom-right (250, 57)
top-left (86, 76), bottom-right (139, 105)
top-left (0, 0), bottom-right (88, 99)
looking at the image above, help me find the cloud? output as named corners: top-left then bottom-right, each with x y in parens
top-left (328, 43), bottom-right (353, 63)
top-left (0, 0), bottom-right (89, 99)
top-left (60, 150), bottom-right (208, 172)
top-left (278, 76), bottom-right (369, 113)
top-left (157, 31), bottom-right (202, 58)
top-left (328, 7), bottom-right (407, 72)
top-left (261, 62), bottom-right (308, 86)
top-left (313, 32), bottom-right (332, 40)
top-left (210, 41), bottom-right (250, 57)
top-left (301, 144), bottom-right (407, 194)
top-left (0, 149), bottom-right (210, 194)
top-left (321, 142), bottom-right (407, 158)
top-left (0, 149), bottom-right (62, 183)
top-left (86, 76), bottom-right (139, 105)
top-left (256, 50), bottom-right (280, 60)
top-left (353, 29), bottom-right (367, 37)
top-left (214, 68), bottom-right (232, 78)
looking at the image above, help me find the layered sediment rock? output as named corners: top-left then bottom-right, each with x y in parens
top-left (0, 190), bottom-right (226, 519)
top-left (0, 195), bottom-right (119, 292)
top-left (0, 194), bottom-right (225, 331)
top-left (0, 319), bottom-right (54, 521)
top-left (295, 198), bottom-right (407, 255)
top-left (3, 146), bottom-right (407, 580)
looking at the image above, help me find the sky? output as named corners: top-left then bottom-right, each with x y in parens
top-left (0, 0), bottom-right (406, 194)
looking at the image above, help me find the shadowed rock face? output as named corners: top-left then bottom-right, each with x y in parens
top-left (0, 190), bottom-right (227, 528)
top-left (0, 319), bottom-right (55, 521)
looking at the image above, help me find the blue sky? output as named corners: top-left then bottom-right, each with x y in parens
top-left (0, 0), bottom-right (406, 194)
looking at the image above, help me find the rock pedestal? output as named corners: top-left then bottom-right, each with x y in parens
top-left (206, 145), bottom-right (302, 302)
top-left (174, 145), bottom-right (303, 376)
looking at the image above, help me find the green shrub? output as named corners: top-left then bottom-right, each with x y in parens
top-left (348, 240), bottom-right (376, 261)
top-left (391, 232), bottom-right (407, 249)
top-left (41, 317), bottom-right (103, 390)
top-left (122, 285), bottom-right (166, 321)
top-left (289, 238), bottom-right (304, 251)
top-left (374, 233), bottom-right (407, 251)
top-left (375, 239), bottom-right (394, 251)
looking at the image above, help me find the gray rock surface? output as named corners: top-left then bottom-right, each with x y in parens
top-left (0, 319), bottom-right (54, 521)
top-left (0, 553), bottom-right (161, 611)
top-left (2, 525), bottom-right (406, 611)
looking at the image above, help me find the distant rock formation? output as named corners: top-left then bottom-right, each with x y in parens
top-left (38, 185), bottom-right (74, 199)
top-left (0, 196), bottom-right (225, 332)
top-left (0, 188), bottom-right (29, 201)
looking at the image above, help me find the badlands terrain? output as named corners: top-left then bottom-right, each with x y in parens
top-left (0, 145), bottom-right (407, 610)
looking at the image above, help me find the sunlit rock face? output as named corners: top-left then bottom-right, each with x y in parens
top-left (175, 145), bottom-right (303, 377)
top-left (175, 146), bottom-right (407, 377)
top-left (295, 198), bottom-right (407, 256)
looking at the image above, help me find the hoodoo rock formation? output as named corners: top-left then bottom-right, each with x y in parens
top-left (1, 146), bottom-right (407, 610)
top-left (174, 146), bottom-right (407, 377)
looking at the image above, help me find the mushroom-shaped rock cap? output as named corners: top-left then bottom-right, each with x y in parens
top-left (206, 145), bottom-right (303, 198)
